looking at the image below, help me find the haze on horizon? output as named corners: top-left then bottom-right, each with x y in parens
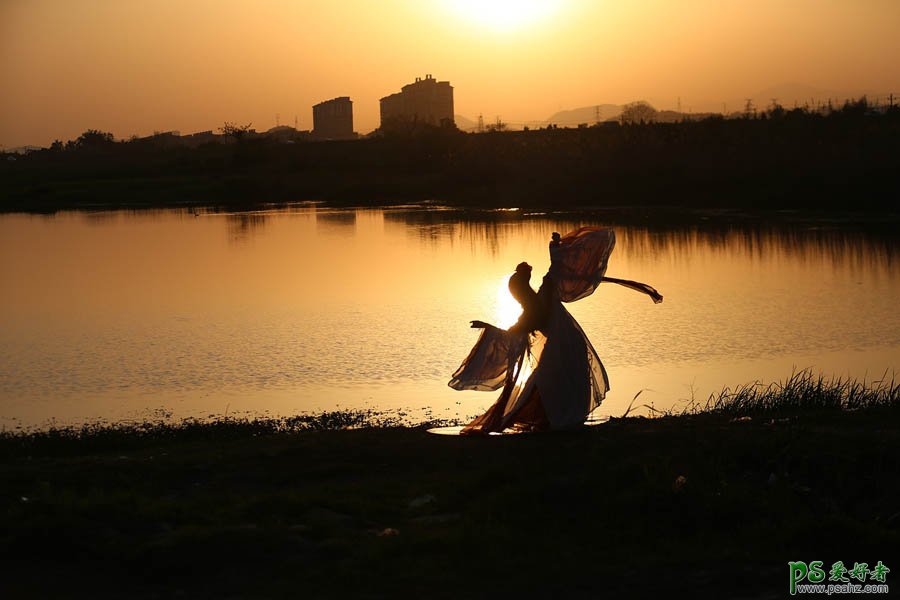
top-left (2, 0), bottom-right (899, 148)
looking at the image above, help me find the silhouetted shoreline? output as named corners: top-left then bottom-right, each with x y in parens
top-left (3, 101), bottom-right (898, 214)
top-left (1, 374), bottom-right (897, 597)
top-left (2, 410), bottom-right (897, 598)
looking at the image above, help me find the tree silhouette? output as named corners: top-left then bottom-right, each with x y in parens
top-left (219, 122), bottom-right (253, 140)
top-left (75, 129), bottom-right (115, 148)
top-left (620, 101), bottom-right (658, 124)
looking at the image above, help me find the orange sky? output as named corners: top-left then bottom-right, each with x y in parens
top-left (2, 0), bottom-right (899, 147)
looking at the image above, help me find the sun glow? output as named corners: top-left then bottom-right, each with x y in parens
top-left (494, 277), bottom-right (522, 329)
top-left (442, 0), bottom-right (563, 32)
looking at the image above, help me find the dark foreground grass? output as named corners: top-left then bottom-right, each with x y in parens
top-left (2, 376), bottom-right (898, 599)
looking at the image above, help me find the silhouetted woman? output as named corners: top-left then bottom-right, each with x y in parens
top-left (449, 227), bottom-right (662, 434)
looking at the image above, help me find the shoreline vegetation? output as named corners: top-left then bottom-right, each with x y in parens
top-left (2, 372), bottom-right (898, 597)
top-left (4, 370), bottom-right (897, 440)
top-left (2, 98), bottom-right (899, 215)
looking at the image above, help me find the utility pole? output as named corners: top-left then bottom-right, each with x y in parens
top-left (477, 113), bottom-right (484, 133)
top-left (595, 105), bottom-right (600, 124)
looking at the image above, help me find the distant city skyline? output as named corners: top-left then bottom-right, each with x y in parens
top-left (2, 0), bottom-right (899, 148)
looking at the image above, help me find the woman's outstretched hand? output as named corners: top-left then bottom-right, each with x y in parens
top-left (470, 320), bottom-right (492, 329)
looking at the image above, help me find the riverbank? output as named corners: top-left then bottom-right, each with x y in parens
top-left (2, 400), bottom-right (898, 598)
top-left (3, 105), bottom-right (899, 214)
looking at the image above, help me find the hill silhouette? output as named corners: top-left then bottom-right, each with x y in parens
top-left (544, 104), bottom-right (622, 126)
top-left (454, 114), bottom-right (478, 132)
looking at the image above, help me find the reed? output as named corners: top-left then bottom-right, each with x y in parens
top-left (689, 369), bottom-right (899, 416)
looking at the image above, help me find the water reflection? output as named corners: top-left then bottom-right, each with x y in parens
top-left (315, 209), bottom-right (357, 233)
top-left (385, 208), bottom-right (899, 269)
top-left (227, 213), bottom-right (268, 243)
top-left (81, 211), bottom-right (121, 226)
top-left (0, 206), bottom-right (897, 428)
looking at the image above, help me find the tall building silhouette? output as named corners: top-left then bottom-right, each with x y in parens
top-left (312, 96), bottom-right (354, 140)
top-left (379, 75), bottom-right (454, 129)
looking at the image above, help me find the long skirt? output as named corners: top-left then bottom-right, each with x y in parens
top-left (448, 301), bottom-right (609, 434)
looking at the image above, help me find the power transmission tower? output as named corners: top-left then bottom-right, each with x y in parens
top-left (595, 105), bottom-right (600, 124)
top-left (744, 98), bottom-right (755, 118)
top-left (477, 114), bottom-right (484, 133)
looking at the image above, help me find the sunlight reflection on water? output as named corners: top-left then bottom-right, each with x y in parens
top-left (0, 205), bottom-right (898, 428)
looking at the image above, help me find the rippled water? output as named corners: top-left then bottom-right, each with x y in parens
top-left (1, 205), bottom-right (898, 428)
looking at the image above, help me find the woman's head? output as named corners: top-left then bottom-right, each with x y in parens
top-left (509, 262), bottom-right (535, 306)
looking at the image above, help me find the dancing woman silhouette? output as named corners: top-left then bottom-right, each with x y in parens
top-left (449, 227), bottom-right (662, 434)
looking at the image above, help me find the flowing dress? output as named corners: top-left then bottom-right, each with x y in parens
top-left (448, 227), bottom-right (662, 434)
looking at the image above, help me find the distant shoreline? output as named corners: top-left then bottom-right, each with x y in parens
top-left (3, 105), bottom-right (899, 215)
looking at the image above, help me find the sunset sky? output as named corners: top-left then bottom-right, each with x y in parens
top-left (2, 0), bottom-right (899, 147)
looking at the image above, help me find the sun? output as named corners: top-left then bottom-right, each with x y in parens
top-left (494, 276), bottom-right (522, 329)
top-left (442, 0), bottom-right (563, 32)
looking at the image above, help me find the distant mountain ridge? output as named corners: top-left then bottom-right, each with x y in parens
top-left (454, 83), bottom-right (887, 132)
top-left (454, 114), bottom-right (478, 132)
top-left (544, 104), bottom-right (623, 126)
top-left (455, 105), bottom-right (624, 132)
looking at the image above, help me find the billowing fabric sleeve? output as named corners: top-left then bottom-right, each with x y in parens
top-left (601, 276), bottom-right (664, 304)
top-left (549, 227), bottom-right (617, 303)
top-left (448, 326), bottom-right (516, 392)
top-left (549, 227), bottom-right (664, 304)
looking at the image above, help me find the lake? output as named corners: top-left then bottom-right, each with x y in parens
top-left (1, 204), bottom-right (898, 429)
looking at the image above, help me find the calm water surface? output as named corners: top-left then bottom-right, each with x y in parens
top-left (1, 205), bottom-right (898, 428)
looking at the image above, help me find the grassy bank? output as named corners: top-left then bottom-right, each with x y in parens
top-left (2, 375), bottom-right (898, 598)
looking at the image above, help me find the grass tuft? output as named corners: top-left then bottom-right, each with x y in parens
top-left (689, 369), bottom-right (899, 416)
